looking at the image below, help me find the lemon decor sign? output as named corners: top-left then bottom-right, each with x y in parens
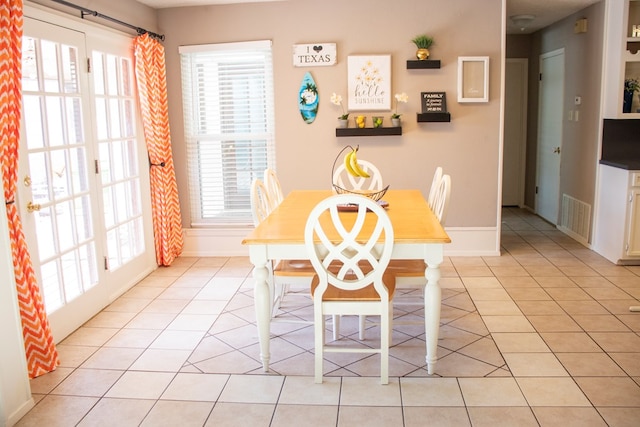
top-left (347, 55), bottom-right (391, 111)
top-left (292, 43), bottom-right (337, 67)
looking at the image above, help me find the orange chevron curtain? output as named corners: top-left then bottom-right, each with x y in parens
top-left (134, 33), bottom-right (183, 266)
top-left (1, 0), bottom-right (59, 378)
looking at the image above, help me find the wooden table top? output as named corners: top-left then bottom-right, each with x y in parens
top-left (242, 189), bottom-right (451, 245)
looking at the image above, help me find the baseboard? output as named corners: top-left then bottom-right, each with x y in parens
top-left (6, 397), bottom-right (34, 427)
top-left (181, 226), bottom-right (501, 258)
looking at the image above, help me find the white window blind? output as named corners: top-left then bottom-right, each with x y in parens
top-left (179, 40), bottom-right (275, 226)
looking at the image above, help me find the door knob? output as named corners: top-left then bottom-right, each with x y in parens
top-left (553, 147), bottom-right (561, 154)
top-left (27, 201), bottom-right (41, 212)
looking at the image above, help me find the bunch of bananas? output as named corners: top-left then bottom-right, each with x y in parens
top-left (343, 146), bottom-right (370, 178)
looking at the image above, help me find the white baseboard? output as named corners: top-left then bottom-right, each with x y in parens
top-left (181, 226), bottom-right (501, 258)
top-left (6, 398), bottom-right (34, 427)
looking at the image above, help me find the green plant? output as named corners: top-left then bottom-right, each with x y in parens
top-left (411, 34), bottom-right (434, 49)
top-left (330, 92), bottom-right (349, 119)
top-left (391, 92), bottom-right (408, 119)
top-left (625, 77), bottom-right (640, 93)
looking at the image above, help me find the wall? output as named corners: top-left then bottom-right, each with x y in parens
top-left (158, 0), bottom-right (504, 237)
top-left (524, 2), bottom-right (605, 221)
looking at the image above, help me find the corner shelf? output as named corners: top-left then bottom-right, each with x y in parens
top-left (417, 112), bottom-right (451, 122)
top-left (336, 127), bottom-right (402, 137)
top-left (406, 59), bottom-right (441, 69)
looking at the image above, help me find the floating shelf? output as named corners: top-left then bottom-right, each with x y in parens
top-left (336, 127), bottom-right (402, 137)
top-left (406, 59), bottom-right (441, 69)
top-left (417, 112), bottom-right (451, 122)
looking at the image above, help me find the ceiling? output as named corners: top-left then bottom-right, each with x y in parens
top-left (136, 0), bottom-right (601, 34)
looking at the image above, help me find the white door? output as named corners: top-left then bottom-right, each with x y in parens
top-left (536, 49), bottom-right (564, 224)
top-left (502, 58), bottom-right (528, 206)
top-left (18, 15), bottom-right (154, 342)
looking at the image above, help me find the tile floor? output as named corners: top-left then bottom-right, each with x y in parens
top-left (16, 208), bottom-right (640, 426)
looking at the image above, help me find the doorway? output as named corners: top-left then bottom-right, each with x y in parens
top-left (536, 48), bottom-right (564, 224)
top-left (502, 58), bottom-right (528, 207)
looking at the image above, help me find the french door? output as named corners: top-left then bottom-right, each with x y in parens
top-left (18, 12), bottom-right (155, 342)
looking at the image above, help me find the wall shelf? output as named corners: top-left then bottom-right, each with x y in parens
top-left (406, 59), bottom-right (441, 69)
top-left (336, 127), bottom-right (402, 137)
top-left (417, 112), bottom-right (451, 122)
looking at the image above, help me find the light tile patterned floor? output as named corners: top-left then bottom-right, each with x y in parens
top-left (16, 208), bottom-right (640, 426)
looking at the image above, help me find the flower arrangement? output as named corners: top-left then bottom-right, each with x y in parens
top-left (331, 93), bottom-right (349, 119)
top-left (391, 92), bottom-right (409, 119)
top-left (625, 77), bottom-right (640, 93)
top-left (411, 34), bottom-right (434, 49)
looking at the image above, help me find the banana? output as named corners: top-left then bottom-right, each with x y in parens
top-left (343, 148), bottom-right (358, 177)
top-left (349, 148), bottom-right (370, 178)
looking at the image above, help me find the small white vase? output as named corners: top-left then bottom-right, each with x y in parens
top-left (337, 118), bottom-right (348, 128)
top-left (391, 118), bottom-right (401, 127)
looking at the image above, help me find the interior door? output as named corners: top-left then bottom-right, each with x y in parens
top-left (536, 49), bottom-right (564, 224)
top-left (502, 58), bottom-right (528, 206)
top-left (18, 15), bottom-right (155, 342)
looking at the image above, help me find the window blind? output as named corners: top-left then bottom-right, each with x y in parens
top-left (179, 40), bottom-right (275, 226)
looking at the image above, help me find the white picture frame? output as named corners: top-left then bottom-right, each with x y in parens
top-left (347, 55), bottom-right (391, 111)
top-left (457, 56), bottom-right (489, 103)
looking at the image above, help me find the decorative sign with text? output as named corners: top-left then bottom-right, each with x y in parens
top-left (347, 55), bottom-right (391, 111)
top-left (421, 92), bottom-right (447, 113)
top-left (292, 43), bottom-right (337, 67)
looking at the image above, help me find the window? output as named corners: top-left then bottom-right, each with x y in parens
top-left (179, 40), bottom-right (275, 226)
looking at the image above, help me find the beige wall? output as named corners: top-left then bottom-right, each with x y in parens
top-left (524, 2), bottom-right (604, 219)
top-left (158, 0), bottom-right (504, 229)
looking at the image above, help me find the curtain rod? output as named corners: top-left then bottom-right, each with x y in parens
top-left (49, 0), bottom-right (165, 41)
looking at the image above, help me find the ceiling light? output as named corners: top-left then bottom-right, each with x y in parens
top-left (510, 14), bottom-right (536, 32)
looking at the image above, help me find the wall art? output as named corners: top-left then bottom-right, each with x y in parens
top-left (299, 72), bottom-right (319, 123)
top-left (458, 56), bottom-right (489, 103)
top-left (292, 43), bottom-right (337, 67)
top-left (347, 55), bottom-right (391, 111)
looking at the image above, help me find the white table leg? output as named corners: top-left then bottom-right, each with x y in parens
top-left (424, 245), bottom-right (444, 375)
top-left (249, 246), bottom-right (271, 372)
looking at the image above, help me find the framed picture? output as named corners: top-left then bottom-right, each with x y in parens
top-left (421, 92), bottom-right (447, 113)
top-left (457, 56), bottom-right (489, 103)
top-left (347, 55), bottom-right (391, 111)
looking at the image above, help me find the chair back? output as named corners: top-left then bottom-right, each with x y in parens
top-left (264, 168), bottom-right (284, 210)
top-left (431, 174), bottom-right (451, 225)
top-left (333, 159), bottom-right (384, 192)
top-left (250, 178), bottom-right (272, 226)
top-left (427, 166), bottom-right (443, 210)
top-left (304, 194), bottom-right (394, 300)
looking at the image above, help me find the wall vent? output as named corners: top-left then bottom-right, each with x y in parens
top-left (559, 194), bottom-right (591, 245)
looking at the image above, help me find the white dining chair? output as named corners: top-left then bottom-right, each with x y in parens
top-left (305, 193), bottom-right (396, 384)
top-left (264, 168), bottom-right (284, 211)
top-left (333, 159), bottom-right (384, 192)
top-left (250, 178), bottom-right (272, 227)
top-left (386, 173), bottom-right (452, 300)
top-left (427, 166), bottom-right (443, 210)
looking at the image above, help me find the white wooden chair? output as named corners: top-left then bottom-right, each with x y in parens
top-left (264, 168), bottom-right (284, 211)
top-left (250, 178), bottom-right (272, 226)
top-left (332, 159), bottom-right (384, 192)
top-left (427, 166), bottom-right (443, 210)
top-left (386, 173), bottom-right (452, 294)
top-left (305, 194), bottom-right (396, 384)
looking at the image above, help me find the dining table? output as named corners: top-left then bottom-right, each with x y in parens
top-left (242, 189), bottom-right (451, 375)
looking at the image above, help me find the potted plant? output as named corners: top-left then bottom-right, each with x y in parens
top-left (411, 34), bottom-right (434, 60)
top-left (624, 77), bottom-right (639, 113)
top-left (331, 92), bottom-right (349, 127)
top-left (391, 92), bottom-right (408, 126)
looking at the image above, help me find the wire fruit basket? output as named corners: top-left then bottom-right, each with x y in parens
top-left (332, 145), bottom-right (389, 201)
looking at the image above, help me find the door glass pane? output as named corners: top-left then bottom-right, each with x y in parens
top-left (21, 31), bottom-right (99, 315)
top-left (93, 49), bottom-right (145, 272)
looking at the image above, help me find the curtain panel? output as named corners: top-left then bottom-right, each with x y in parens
top-left (134, 33), bottom-right (183, 266)
top-left (0, 0), bottom-right (59, 378)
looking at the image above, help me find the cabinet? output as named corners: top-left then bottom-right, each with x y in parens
top-left (593, 165), bottom-right (640, 264)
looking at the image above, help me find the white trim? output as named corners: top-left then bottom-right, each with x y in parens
top-left (181, 226), bottom-right (501, 258)
top-left (179, 39), bottom-right (272, 54)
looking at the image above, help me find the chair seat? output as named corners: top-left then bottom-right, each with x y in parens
top-left (273, 259), bottom-right (316, 276)
top-left (385, 259), bottom-right (425, 277)
top-left (311, 273), bottom-right (396, 301)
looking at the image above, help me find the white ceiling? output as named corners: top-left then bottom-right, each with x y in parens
top-left (137, 0), bottom-right (601, 35)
